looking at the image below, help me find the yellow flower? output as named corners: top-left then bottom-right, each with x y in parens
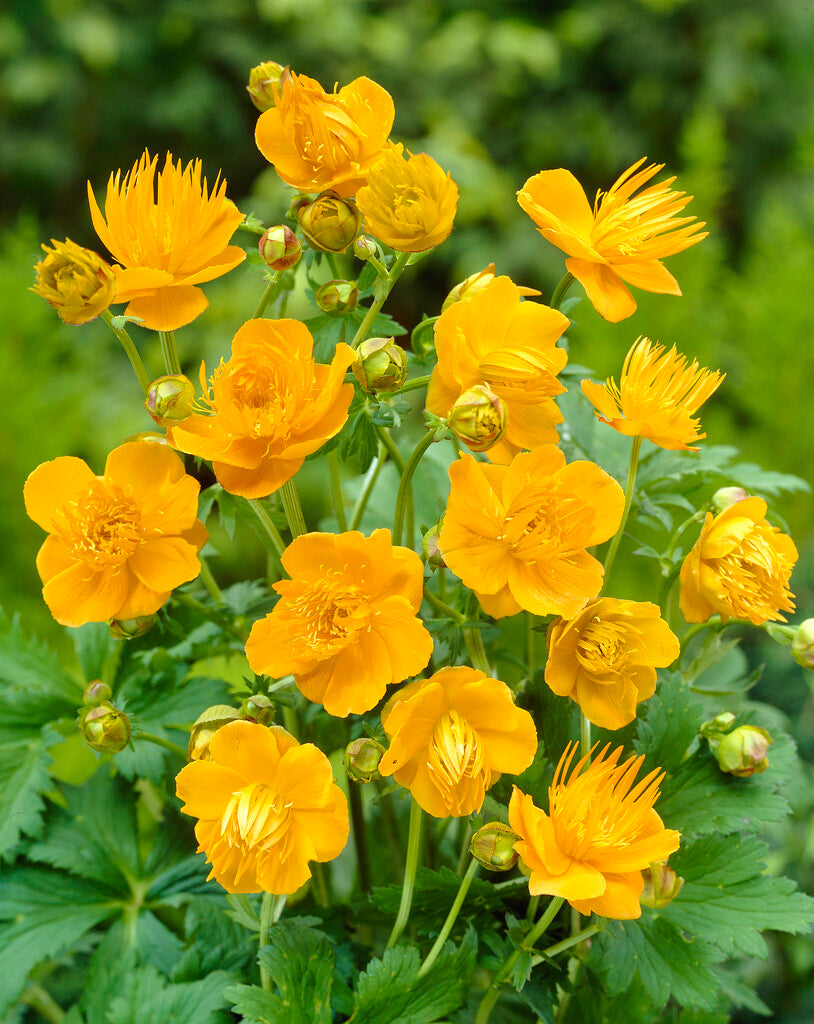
top-left (379, 666), bottom-right (538, 818)
top-left (517, 159), bottom-right (707, 322)
top-left (88, 150), bottom-right (245, 331)
top-left (176, 720), bottom-right (349, 894)
top-left (510, 744), bottom-right (680, 919)
top-left (255, 71), bottom-right (394, 197)
top-left (442, 262), bottom-right (540, 311)
top-left (356, 144), bottom-right (459, 252)
top-left (581, 337), bottom-right (724, 451)
top-left (31, 238), bottom-right (116, 325)
top-left (545, 598), bottom-right (680, 730)
top-left (680, 497), bottom-right (797, 625)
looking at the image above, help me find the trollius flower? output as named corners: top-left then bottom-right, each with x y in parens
top-left (517, 159), bottom-right (707, 322)
top-left (379, 666), bottom-right (537, 818)
top-left (176, 720), bottom-right (349, 894)
top-left (581, 337), bottom-right (724, 450)
top-left (245, 530), bottom-right (433, 717)
top-left (88, 150), bottom-right (245, 331)
top-left (510, 744), bottom-right (680, 919)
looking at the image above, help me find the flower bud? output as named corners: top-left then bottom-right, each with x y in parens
top-left (188, 705), bottom-right (243, 761)
top-left (315, 279), bottom-right (359, 316)
top-left (259, 225), bottom-right (302, 271)
top-left (470, 822), bottom-right (519, 872)
top-left (246, 60), bottom-right (286, 112)
top-left (716, 724), bottom-right (773, 777)
top-left (699, 711), bottom-right (736, 739)
top-left (448, 385), bottom-right (507, 452)
top-left (343, 737), bottom-right (385, 783)
top-left (145, 375), bottom-right (196, 426)
top-left (298, 192), bottom-right (361, 253)
top-left (792, 619), bottom-right (814, 669)
top-left (353, 235), bottom-right (379, 261)
top-left (109, 614), bottom-right (157, 640)
top-left (82, 680), bottom-right (113, 706)
top-left (121, 431), bottom-right (168, 446)
top-left (352, 337), bottom-right (408, 394)
top-left (422, 521), bottom-right (446, 570)
top-left (79, 702), bottom-right (131, 754)
top-left (640, 861), bottom-right (684, 909)
top-left (241, 693), bottom-right (275, 726)
top-left (31, 238), bottom-right (116, 325)
top-left (711, 486), bottom-right (749, 513)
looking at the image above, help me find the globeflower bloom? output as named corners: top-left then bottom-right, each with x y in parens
top-left (379, 666), bottom-right (537, 818)
top-left (517, 159), bottom-right (707, 322)
top-left (165, 318), bottom-right (355, 498)
top-left (356, 144), bottom-right (459, 252)
top-left (255, 71), bottom-right (394, 197)
top-left (680, 496), bottom-right (797, 625)
top-left (545, 598), bottom-right (680, 730)
top-left (31, 238), bottom-right (116, 325)
top-left (439, 447), bottom-right (625, 619)
top-left (176, 720), bottom-right (349, 894)
top-left (426, 277), bottom-right (569, 462)
top-left (509, 744), bottom-right (680, 919)
top-left (24, 441), bottom-right (207, 627)
top-left (88, 150), bottom-right (245, 331)
top-left (581, 337), bottom-right (724, 450)
top-left (245, 530), bottom-right (433, 717)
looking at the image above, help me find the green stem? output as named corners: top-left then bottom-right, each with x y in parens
top-left (158, 330), bottom-right (181, 375)
top-left (455, 821), bottom-right (473, 875)
top-left (526, 612), bottom-right (536, 677)
top-left (393, 374), bottom-right (432, 396)
top-left (325, 251), bottom-right (343, 279)
top-left (348, 781), bottom-right (372, 895)
top-left (173, 591), bottom-right (247, 641)
top-left (463, 591), bottom-right (491, 676)
top-left (417, 858), bottom-right (479, 978)
top-left (386, 798), bottom-right (423, 947)
top-left (246, 498), bottom-right (286, 570)
top-left (349, 448), bottom-right (385, 530)
top-left (258, 892), bottom-right (276, 991)
top-left (280, 479), bottom-right (307, 538)
top-left (351, 251), bottom-right (411, 350)
top-left (525, 895), bottom-right (540, 923)
top-left (422, 586), bottom-right (464, 622)
top-left (681, 615), bottom-right (722, 652)
top-left (20, 984), bottom-right (65, 1024)
top-left (580, 715), bottom-right (592, 758)
top-left (531, 923), bottom-right (600, 966)
top-left (549, 271), bottom-right (575, 310)
top-left (377, 426), bottom-right (406, 472)
top-left (101, 309), bottom-right (150, 395)
top-left (134, 731), bottom-right (187, 760)
top-left (663, 508), bottom-right (706, 565)
top-left (329, 449), bottom-right (348, 531)
top-left (253, 273), bottom-right (281, 318)
top-left (392, 430), bottom-right (435, 546)
top-left (602, 435), bottom-right (642, 588)
top-left (199, 557), bottom-right (225, 604)
top-left (311, 862), bottom-right (330, 907)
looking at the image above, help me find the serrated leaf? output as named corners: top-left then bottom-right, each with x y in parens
top-left (371, 867), bottom-right (499, 932)
top-left (105, 964), bottom-right (232, 1024)
top-left (68, 622), bottom-right (117, 684)
top-left (634, 672), bottom-right (703, 774)
top-left (340, 397), bottom-right (380, 472)
top-left (0, 731), bottom-right (58, 857)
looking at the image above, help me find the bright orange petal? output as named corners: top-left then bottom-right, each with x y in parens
top-left (24, 456), bottom-right (95, 532)
top-left (565, 257), bottom-right (637, 323)
top-left (129, 536), bottom-right (201, 592)
top-left (125, 284), bottom-right (209, 331)
top-left (42, 563), bottom-right (130, 626)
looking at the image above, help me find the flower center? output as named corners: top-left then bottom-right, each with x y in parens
top-left (713, 526), bottom-right (795, 621)
top-left (427, 710), bottom-right (488, 816)
top-left (289, 576), bottom-right (370, 655)
top-left (575, 618), bottom-right (632, 677)
top-left (59, 480), bottom-right (142, 569)
top-left (212, 781), bottom-right (294, 888)
top-left (502, 490), bottom-right (593, 560)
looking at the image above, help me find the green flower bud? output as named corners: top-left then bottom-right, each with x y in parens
top-left (82, 680), bottom-right (113, 706)
top-left (315, 279), bottom-right (359, 316)
top-left (343, 737), bottom-right (385, 783)
top-left (246, 60), bottom-right (286, 112)
top-left (422, 521), bottom-right (446, 570)
top-left (353, 234), bottom-right (379, 261)
top-left (716, 725), bottom-right (773, 777)
top-left (448, 385), bottom-right (507, 453)
top-left (259, 225), bottom-right (302, 271)
top-left (241, 694), bottom-right (275, 726)
top-left (352, 337), bottom-right (408, 394)
top-left (145, 375), bottom-right (196, 426)
top-left (80, 702), bottom-right (131, 754)
top-left (792, 618), bottom-right (814, 669)
top-left (121, 431), bottom-right (168, 446)
top-left (640, 861), bottom-right (684, 909)
top-left (298, 192), bottom-right (361, 253)
top-left (188, 704), bottom-right (243, 761)
top-left (109, 614), bottom-right (157, 640)
top-left (711, 486), bottom-right (749, 513)
top-left (470, 822), bottom-right (519, 872)
top-left (699, 711), bottom-right (736, 739)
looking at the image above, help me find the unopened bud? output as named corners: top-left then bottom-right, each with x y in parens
top-left (470, 822), bottom-right (519, 872)
top-left (352, 337), bottom-right (408, 394)
top-left (82, 680), bottom-right (113, 706)
top-left (343, 737), bottom-right (385, 783)
top-left (80, 702), bottom-right (131, 753)
top-left (145, 375), bottom-right (196, 426)
top-left (31, 238), bottom-right (116, 325)
top-left (449, 385), bottom-right (507, 452)
top-left (109, 614), bottom-right (157, 640)
top-left (640, 861), bottom-right (684, 909)
top-left (792, 619), bottom-right (814, 669)
top-left (316, 279), bottom-right (359, 316)
top-left (699, 711), bottom-right (736, 740)
top-left (353, 235), bottom-right (379, 261)
top-left (188, 705), bottom-right (243, 761)
top-left (241, 694), bottom-right (275, 726)
top-left (259, 225), bottom-right (302, 271)
top-left (716, 724), bottom-right (772, 777)
top-left (246, 60), bottom-right (286, 111)
top-left (711, 486), bottom-right (749, 513)
top-left (298, 192), bottom-right (361, 253)
top-left (422, 521), bottom-right (446, 570)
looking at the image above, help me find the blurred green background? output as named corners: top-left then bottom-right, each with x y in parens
top-left (2, 0), bottom-right (813, 1018)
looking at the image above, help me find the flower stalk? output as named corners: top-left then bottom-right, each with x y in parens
top-left (386, 797), bottom-right (423, 947)
top-left (100, 309), bottom-right (150, 395)
top-left (417, 857), bottom-right (479, 977)
top-left (602, 434), bottom-right (643, 586)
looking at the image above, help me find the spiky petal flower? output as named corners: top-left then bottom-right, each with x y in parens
top-left (87, 150), bottom-right (245, 331)
top-left (176, 720), bottom-right (349, 894)
top-left (581, 337), bottom-right (724, 451)
top-left (509, 744), bottom-right (680, 919)
top-left (517, 159), bottom-right (707, 322)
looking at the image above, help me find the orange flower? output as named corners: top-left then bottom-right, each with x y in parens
top-left (355, 144), bottom-right (459, 252)
top-left (176, 720), bottom-right (349, 894)
top-left (545, 599), bottom-right (680, 730)
top-left (255, 71), bottom-right (394, 197)
top-left (509, 744), bottom-right (680, 919)
top-left (31, 238), bottom-right (116, 325)
top-left (426, 277), bottom-right (569, 462)
top-left (581, 337), bottom-right (724, 451)
top-left (165, 318), bottom-right (355, 499)
top-left (517, 159), bottom-right (707, 322)
top-left (379, 666), bottom-right (537, 818)
top-left (88, 150), bottom-right (245, 331)
top-left (438, 448), bottom-right (625, 619)
top-left (245, 530), bottom-right (433, 717)
top-left (680, 497), bottom-right (797, 625)
top-left (24, 441), bottom-right (207, 627)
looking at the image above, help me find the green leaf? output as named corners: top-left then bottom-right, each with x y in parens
top-left (371, 866), bottom-right (500, 933)
top-left (68, 622), bottom-right (117, 684)
top-left (0, 729), bottom-right (58, 858)
top-left (634, 671), bottom-right (703, 774)
top-left (105, 964), bottom-right (232, 1024)
top-left (340, 396), bottom-right (380, 472)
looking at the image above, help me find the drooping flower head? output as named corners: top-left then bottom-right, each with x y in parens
top-left (176, 720), bottom-right (349, 894)
top-left (545, 598), bottom-right (680, 730)
top-left (356, 144), bottom-right (459, 252)
top-left (379, 667), bottom-right (537, 818)
top-left (517, 159), bottom-right (707, 322)
top-left (24, 441), bottom-right (207, 627)
top-left (87, 151), bottom-right (246, 331)
top-left (426, 277), bottom-right (569, 462)
top-left (439, 447), bottom-right (625, 619)
top-left (680, 496), bottom-right (797, 625)
top-left (165, 318), bottom-right (355, 498)
top-left (245, 530), bottom-right (433, 717)
top-left (31, 238), bottom-right (116, 325)
top-left (255, 71), bottom-right (394, 197)
top-left (581, 337), bottom-right (724, 450)
top-left (509, 744), bottom-right (680, 919)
